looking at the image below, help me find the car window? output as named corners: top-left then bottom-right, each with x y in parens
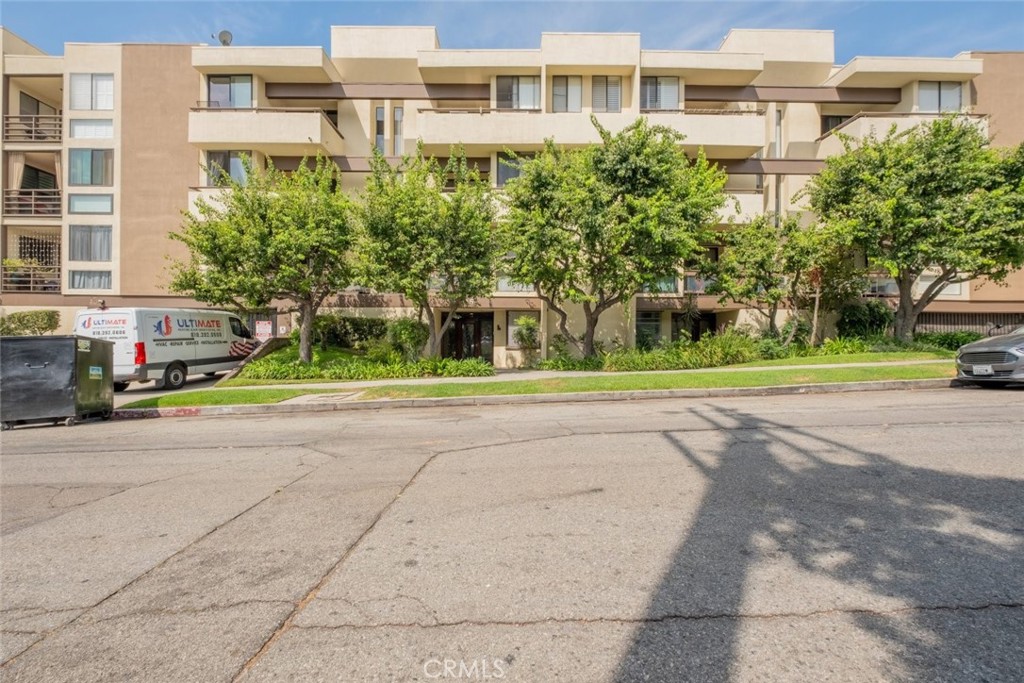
top-left (230, 318), bottom-right (243, 336)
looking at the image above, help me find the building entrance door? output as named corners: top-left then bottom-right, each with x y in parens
top-left (442, 313), bottom-right (494, 363)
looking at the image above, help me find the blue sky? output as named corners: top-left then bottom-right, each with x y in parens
top-left (2, 1), bottom-right (1022, 63)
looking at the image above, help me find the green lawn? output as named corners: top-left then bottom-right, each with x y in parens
top-left (119, 388), bottom-right (338, 409)
top-left (731, 351), bottom-right (953, 368)
top-left (359, 364), bottom-right (955, 400)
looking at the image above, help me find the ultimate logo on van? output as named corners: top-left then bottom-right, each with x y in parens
top-left (154, 315), bottom-right (173, 337)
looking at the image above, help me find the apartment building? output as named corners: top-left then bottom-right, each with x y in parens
top-left (1, 25), bottom-right (1021, 366)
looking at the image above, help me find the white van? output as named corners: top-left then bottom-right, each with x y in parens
top-left (73, 307), bottom-right (258, 391)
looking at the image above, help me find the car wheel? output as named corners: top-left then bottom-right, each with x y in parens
top-left (162, 362), bottom-right (188, 391)
top-left (113, 381), bottom-right (129, 393)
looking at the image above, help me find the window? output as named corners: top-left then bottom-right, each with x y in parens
top-left (497, 152), bottom-right (535, 187)
top-left (70, 74), bottom-right (113, 110)
top-left (916, 275), bottom-right (963, 297)
top-left (551, 76), bottom-right (582, 113)
top-left (19, 92), bottom-right (57, 117)
top-left (820, 115), bottom-right (851, 136)
top-left (636, 311), bottom-right (662, 349)
top-left (592, 76), bottom-right (621, 113)
top-left (866, 278), bottom-right (899, 296)
top-left (640, 76), bottom-right (679, 110)
top-left (68, 194), bottom-right (113, 214)
top-left (207, 151), bottom-right (249, 186)
top-left (69, 226), bottom-right (112, 261)
top-left (230, 317), bottom-right (244, 337)
top-left (69, 149), bottom-right (113, 186)
top-left (393, 106), bottom-right (404, 155)
top-left (20, 166), bottom-right (57, 190)
top-left (643, 276), bottom-right (678, 293)
top-left (69, 270), bottom-right (111, 290)
top-left (207, 75), bottom-right (252, 108)
top-left (918, 81), bottom-right (962, 113)
top-left (496, 276), bottom-right (532, 292)
top-left (375, 106), bottom-right (385, 153)
top-left (70, 119), bottom-right (113, 139)
top-left (496, 76), bottom-right (540, 110)
top-left (684, 275), bottom-right (714, 293)
top-left (506, 311), bottom-right (540, 349)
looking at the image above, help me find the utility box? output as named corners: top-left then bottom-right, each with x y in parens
top-left (1, 336), bottom-right (114, 430)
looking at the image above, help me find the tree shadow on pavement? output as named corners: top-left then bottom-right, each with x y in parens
top-left (614, 404), bottom-right (1024, 682)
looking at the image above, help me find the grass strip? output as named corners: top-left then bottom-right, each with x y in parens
top-left (119, 388), bottom-right (339, 409)
top-left (359, 364), bottom-right (956, 400)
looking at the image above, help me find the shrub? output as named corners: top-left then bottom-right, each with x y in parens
top-left (310, 313), bottom-right (388, 349)
top-left (817, 336), bottom-right (872, 355)
top-left (601, 329), bottom-right (759, 372)
top-left (538, 355), bottom-right (604, 372)
top-left (387, 318), bottom-right (429, 361)
top-left (239, 344), bottom-right (495, 381)
top-left (756, 336), bottom-right (791, 360)
top-left (0, 310), bottom-right (60, 336)
top-left (837, 300), bottom-right (895, 338)
top-left (779, 317), bottom-right (812, 347)
top-left (511, 315), bottom-right (540, 350)
top-left (363, 338), bottom-right (403, 365)
top-left (914, 330), bottom-right (984, 351)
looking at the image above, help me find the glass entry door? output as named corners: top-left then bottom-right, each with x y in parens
top-left (441, 313), bottom-right (494, 363)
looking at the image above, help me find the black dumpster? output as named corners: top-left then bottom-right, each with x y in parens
top-left (1, 335), bottom-right (114, 430)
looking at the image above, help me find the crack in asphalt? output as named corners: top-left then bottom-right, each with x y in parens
top-left (0, 457), bottom-right (323, 669)
top-left (79, 599), bottom-right (295, 627)
top-left (288, 601), bottom-right (1024, 631)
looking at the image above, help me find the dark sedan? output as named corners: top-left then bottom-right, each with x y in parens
top-left (955, 325), bottom-right (1024, 387)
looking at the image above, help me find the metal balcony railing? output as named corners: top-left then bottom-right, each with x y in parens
top-left (3, 114), bottom-right (62, 142)
top-left (1, 265), bottom-right (61, 293)
top-left (3, 189), bottom-right (62, 216)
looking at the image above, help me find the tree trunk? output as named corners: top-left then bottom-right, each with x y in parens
top-left (768, 304), bottom-right (780, 338)
top-left (423, 301), bottom-right (441, 358)
top-left (582, 317), bottom-right (598, 357)
top-left (809, 285), bottom-right (821, 346)
top-left (298, 301), bottom-right (315, 364)
top-left (893, 278), bottom-right (917, 342)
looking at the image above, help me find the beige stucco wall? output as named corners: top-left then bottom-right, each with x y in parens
top-left (969, 52), bottom-right (1024, 147)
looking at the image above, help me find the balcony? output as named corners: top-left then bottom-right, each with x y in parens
top-left (719, 190), bottom-right (765, 223)
top-left (3, 115), bottom-right (62, 143)
top-left (417, 108), bottom-right (765, 157)
top-left (1, 264), bottom-right (61, 293)
top-left (3, 189), bottom-right (62, 217)
top-left (188, 106), bottom-right (344, 156)
top-left (817, 112), bottom-right (988, 158)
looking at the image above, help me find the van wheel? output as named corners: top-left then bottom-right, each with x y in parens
top-left (113, 382), bottom-right (129, 393)
top-left (162, 363), bottom-right (188, 391)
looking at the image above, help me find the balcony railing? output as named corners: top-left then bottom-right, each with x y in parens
top-left (1, 265), bottom-right (61, 293)
top-left (3, 114), bottom-right (62, 142)
top-left (3, 189), bottom-right (62, 216)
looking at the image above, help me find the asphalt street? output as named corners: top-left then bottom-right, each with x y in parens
top-left (2, 389), bottom-right (1023, 682)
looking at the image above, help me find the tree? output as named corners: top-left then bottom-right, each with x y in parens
top-left (804, 116), bottom-right (1024, 340)
top-left (503, 116), bottom-right (727, 357)
top-left (359, 145), bottom-right (498, 357)
top-left (170, 154), bottom-right (356, 363)
top-left (0, 310), bottom-right (60, 336)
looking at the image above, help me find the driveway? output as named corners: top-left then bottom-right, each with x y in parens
top-left (2, 389), bottom-right (1023, 681)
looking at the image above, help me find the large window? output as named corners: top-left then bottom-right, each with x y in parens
top-left (68, 194), bottom-right (113, 214)
top-left (70, 74), bottom-right (114, 110)
top-left (918, 81), bottom-right (962, 113)
top-left (635, 311), bottom-right (663, 349)
top-left (497, 152), bottom-right (535, 187)
top-left (375, 106), bottom-right (385, 153)
top-left (207, 75), bottom-right (252, 108)
top-left (551, 76), bottom-right (582, 113)
top-left (640, 76), bottom-right (679, 110)
top-left (69, 149), bottom-right (114, 186)
top-left (393, 106), bottom-right (404, 155)
top-left (69, 270), bottom-right (111, 290)
top-left (207, 151), bottom-right (249, 186)
top-left (496, 76), bottom-right (541, 110)
top-left (21, 166), bottom-right (56, 190)
top-left (506, 311), bottom-right (540, 349)
top-left (20, 92), bottom-right (57, 117)
top-left (69, 225), bottom-right (112, 261)
top-left (70, 119), bottom-right (113, 139)
top-left (591, 76), bottom-right (621, 113)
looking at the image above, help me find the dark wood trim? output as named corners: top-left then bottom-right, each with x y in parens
top-left (711, 158), bottom-right (826, 175)
top-left (273, 156), bottom-right (492, 173)
top-left (265, 82), bottom-right (490, 101)
top-left (685, 85), bottom-right (902, 104)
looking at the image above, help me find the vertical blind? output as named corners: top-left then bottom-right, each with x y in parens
top-left (552, 76), bottom-right (582, 113)
top-left (591, 76), bottom-right (621, 113)
top-left (70, 74), bottom-right (114, 110)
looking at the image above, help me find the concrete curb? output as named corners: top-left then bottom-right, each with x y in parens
top-left (113, 378), bottom-right (957, 420)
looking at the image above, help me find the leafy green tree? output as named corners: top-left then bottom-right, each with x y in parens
top-left (804, 116), bottom-right (1024, 340)
top-left (170, 154), bottom-right (356, 363)
top-left (359, 145), bottom-right (498, 357)
top-left (503, 116), bottom-right (727, 357)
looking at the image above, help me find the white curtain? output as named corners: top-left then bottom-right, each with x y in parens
top-left (53, 152), bottom-right (62, 189)
top-left (70, 226), bottom-right (111, 261)
top-left (8, 152), bottom-right (25, 190)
